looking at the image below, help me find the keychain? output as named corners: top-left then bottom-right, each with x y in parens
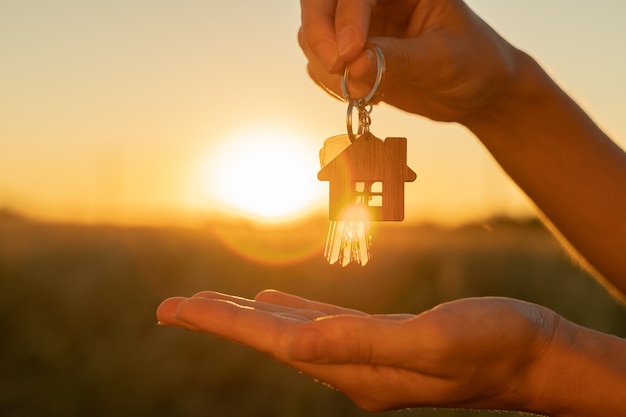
top-left (318, 44), bottom-right (417, 266)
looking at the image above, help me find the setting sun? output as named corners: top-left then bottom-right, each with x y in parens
top-left (201, 129), bottom-right (325, 221)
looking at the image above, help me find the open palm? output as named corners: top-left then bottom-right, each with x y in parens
top-left (157, 290), bottom-right (556, 412)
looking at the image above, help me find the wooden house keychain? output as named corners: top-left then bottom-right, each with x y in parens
top-left (318, 44), bottom-right (416, 266)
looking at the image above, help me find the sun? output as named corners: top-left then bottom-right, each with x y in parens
top-left (201, 129), bottom-right (325, 221)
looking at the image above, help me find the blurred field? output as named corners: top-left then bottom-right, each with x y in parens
top-left (1, 209), bottom-right (624, 417)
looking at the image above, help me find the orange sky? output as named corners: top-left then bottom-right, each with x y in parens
top-left (1, 1), bottom-right (625, 226)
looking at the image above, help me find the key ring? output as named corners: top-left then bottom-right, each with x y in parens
top-left (346, 99), bottom-right (373, 142)
top-left (342, 44), bottom-right (385, 142)
top-left (341, 44), bottom-right (386, 104)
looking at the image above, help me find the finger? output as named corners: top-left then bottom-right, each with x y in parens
top-left (373, 36), bottom-right (437, 88)
top-left (299, 24), bottom-right (375, 101)
top-left (371, 313), bottom-right (415, 321)
top-left (193, 290), bottom-right (328, 320)
top-left (156, 296), bottom-right (184, 321)
top-left (255, 290), bottom-right (368, 317)
top-left (306, 60), bottom-right (344, 101)
top-left (308, 39), bottom-right (390, 102)
top-left (192, 290), bottom-right (252, 303)
top-left (300, 0), bottom-right (342, 72)
top-left (299, 0), bottom-right (374, 70)
top-left (156, 296), bottom-right (205, 332)
top-left (340, 47), bottom-right (377, 99)
top-left (173, 297), bottom-right (300, 358)
top-left (359, 36), bottom-right (440, 109)
top-left (334, 0), bottom-right (374, 60)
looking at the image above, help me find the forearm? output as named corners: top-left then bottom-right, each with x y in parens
top-left (466, 50), bottom-right (626, 296)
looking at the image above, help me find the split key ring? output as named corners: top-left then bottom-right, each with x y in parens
top-left (341, 44), bottom-right (386, 142)
top-left (340, 44), bottom-right (386, 105)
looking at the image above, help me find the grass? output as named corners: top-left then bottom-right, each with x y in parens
top-left (0, 210), bottom-right (624, 416)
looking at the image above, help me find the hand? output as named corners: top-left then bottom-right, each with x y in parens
top-left (299, 0), bottom-right (526, 124)
top-left (157, 290), bottom-right (558, 413)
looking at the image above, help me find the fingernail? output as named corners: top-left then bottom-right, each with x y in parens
top-left (316, 42), bottom-right (338, 73)
top-left (337, 28), bottom-right (356, 57)
top-left (289, 329), bottom-right (326, 362)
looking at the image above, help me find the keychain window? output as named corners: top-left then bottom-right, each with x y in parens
top-left (354, 181), bottom-right (383, 208)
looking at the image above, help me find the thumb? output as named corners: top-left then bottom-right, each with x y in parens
top-left (288, 315), bottom-right (414, 366)
top-left (346, 37), bottom-right (429, 101)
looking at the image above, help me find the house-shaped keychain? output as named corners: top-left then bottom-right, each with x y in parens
top-left (318, 132), bottom-right (416, 221)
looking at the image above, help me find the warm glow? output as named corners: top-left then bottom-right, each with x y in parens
top-left (201, 129), bottom-right (325, 221)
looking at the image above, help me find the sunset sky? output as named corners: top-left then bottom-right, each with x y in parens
top-left (2, 1), bottom-right (625, 226)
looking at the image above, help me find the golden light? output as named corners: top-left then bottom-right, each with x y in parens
top-left (201, 128), bottom-right (325, 221)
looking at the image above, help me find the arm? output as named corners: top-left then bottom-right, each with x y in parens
top-left (299, 0), bottom-right (626, 295)
top-left (157, 290), bottom-right (626, 416)
top-left (466, 54), bottom-right (626, 296)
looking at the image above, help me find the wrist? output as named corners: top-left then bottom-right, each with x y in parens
top-left (523, 316), bottom-right (626, 417)
top-left (463, 48), bottom-right (553, 141)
